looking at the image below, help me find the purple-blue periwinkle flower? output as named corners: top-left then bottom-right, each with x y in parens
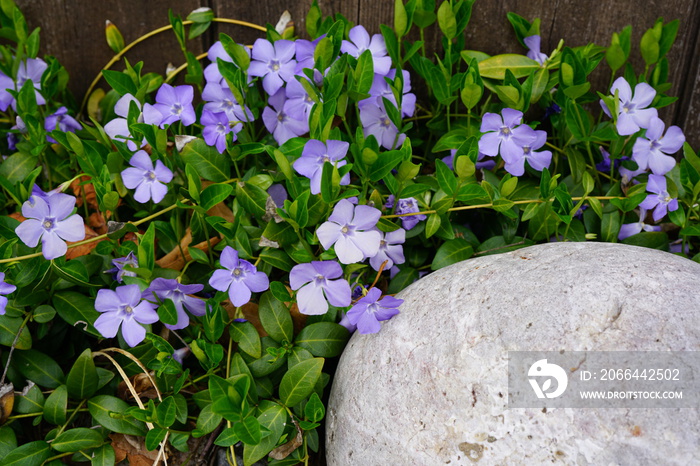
top-left (632, 117), bottom-right (685, 176)
top-left (44, 107), bottom-right (82, 143)
top-left (143, 278), bottom-right (206, 330)
top-left (618, 208), bottom-right (661, 240)
top-left (293, 139), bottom-right (350, 195)
top-left (94, 284), bottom-right (159, 347)
top-left (294, 37), bottom-right (322, 74)
top-left (104, 93), bottom-right (162, 151)
top-left (501, 127), bottom-right (552, 177)
top-left (338, 312), bottom-right (357, 333)
top-left (395, 197), bottom-right (426, 230)
top-left (209, 246), bottom-right (269, 307)
top-left (345, 287), bottom-right (402, 334)
top-left (341, 25), bottom-right (392, 76)
top-left (443, 149), bottom-right (496, 171)
top-left (283, 78), bottom-right (316, 121)
top-left (268, 183), bottom-right (288, 208)
top-left (262, 88), bottom-right (309, 145)
top-left (384, 194), bottom-right (395, 210)
top-left (0, 272), bottom-right (16, 316)
top-left (478, 108), bottom-right (532, 162)
top-left (201, 110), bottom-right (242, 154)
top-left (202, 82), bottom-right (253, 122)
top-left (106, 251), bottom-right (138, 283)
top-left (369, 228), bottom-right (405, 271)
top-left (30, 183), bottom-right (63, 202)
top-left (154, 83), bottom-right (196, 127)
top-left (359, 100), bottom-right (405, 150)
top-left (7, 116), bottom-right (27, 150)
top-left (0, 58), bottom-right (47, 111)
top-left (172, 346), bottom-right (190, 365)
top-left (15, 193), bottom-right (85, 260)
top-left (600, 77), bottom-right (658, 136)
top-left (290, 261), bottom-right (351, 315)
top-left (639, 174), bottom-right (678, 222)
top-left (121, 151), bottom-right (173, 204)
top-left (248, 38), bottom-right (296, 96)
top-left (365, 69), bottom-right (416, 118)
top-left (524, 35), bottom-right (548, 65)
top-left (316, 199), bottom-right (382, 264)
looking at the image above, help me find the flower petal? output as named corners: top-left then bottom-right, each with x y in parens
top-left (297, 283), bottom-right (328, 315)
top-left (121, 318), bottom-right (147, 347)
top-left (15, 219), bottom-right (44, 248)
top-left (41, 231), bottom-right (67, 260)
top-left (94, 312), bottom-right (122, 338)
top-left (323, 278), bottom-right (351, 307)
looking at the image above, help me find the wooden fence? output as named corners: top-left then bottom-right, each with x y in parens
top-left (19, 0), bottom-right (700, 148)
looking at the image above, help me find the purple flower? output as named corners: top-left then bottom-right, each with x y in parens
top-left (7, 116), bottom-right (27, 150)
top-left (600, 77), bottom-right (658, 136)
top-left (94, 284), bottom-right (159, 347)
top-left (202, 82), bottom-right (253, 123)
top-left (143, 278), bottom-right (206, 330)
top-left (632, 117), bottom-right (685, 176)
top-left (153, 84), bottom-right (196, 127)
top-left (262, 88), bottom-right (309, 145)
top-left (106, 251), bottom-right (138, 283)
top-left (317, 199), bottom-right (382, 264)
top-left (290, 261), bottom-right (351, 315)
top-left (364, 69), bottom-right (416, 118)
top-left (341, 25), bottom-right (392, 76)
top-left (595, 146), bottom-right (624, 173)
top-left (395, 197), bottom-right (425, 230)
top-left (0, 272), bottom-right (16, 316)
top-left (294, 38), bottom-right (321, 74)
top-left (524, 35), bottom-right (548, 65)
top-left (121, 150), bottom-right (174, 204)
top-left (30, 183), bottom-right (62, 202)
top-left (209, 246), bottom-right (269, 307)
top-left (443, 149), bottom-right (495, 171)
top-left (384, 194), bottom-right (395, 210)
top-left (639, 174), bottom-right (678, 222)
top-left (618, 209), bottom-right (662, 240)
top-left (44, 107), bottom-right (82, 143)
top-left (201, 110), bottom-right (242, 154)
top-left (369, 228), bottom-right (405, 271)
top-left (15, 193), bottom-right (85, 260)
top-left (501, 127), bottom-right (552, 177)
top-left (268, 183), bottom-right (288, 208)
top-left (283, 78), bottom-right (316, 121)
top-left (104, 93), bottom-right (163, 151)
top-left (359, 99), bottom-right (405, 150)
top-left (293, 139), bottom-right (350, 195)
top-left (248, 38), bottom-right (297, 96)
top-left (478, 108), bottom-right (532, 162)
top-left (0, 58), bottom-right (47, 111)
top-left (345, 287), bottom-right (402, 334)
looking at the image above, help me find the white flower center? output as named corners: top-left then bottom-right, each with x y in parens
top-left (147, 171), bottom-right (156, 180)
top-left (499, 126), bottom-right (511, 137)
top-left (172, 103), bottom-right (183, 116)
top-left (233, 268), bottom-right (242, 277)
top-left (124, 305), bottom-right (134, 314)
top-left (381, 118), bottom-right (392, 128)
top-left (270, 60), bottom-right (280, 72)
top-left (43, 218), bottom-right (54, 230)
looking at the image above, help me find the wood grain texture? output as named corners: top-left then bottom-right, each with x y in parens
top-left (16, 0), bottom-right (700, 147)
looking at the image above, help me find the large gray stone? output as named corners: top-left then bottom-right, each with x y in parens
top-left (326, 242), bottom-right (700, 465)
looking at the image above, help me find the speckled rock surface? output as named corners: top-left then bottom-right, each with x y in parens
top-left (326, 242), bottom-right (700, 465)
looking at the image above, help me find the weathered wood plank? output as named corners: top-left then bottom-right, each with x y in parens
top-left (16, 0), bottom-right (700, 147)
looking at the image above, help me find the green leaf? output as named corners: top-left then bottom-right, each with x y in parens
top-left (242, 403), bottom-right (287, 464)
top-left (13, 349), bottom-right (64, 388)
top-left (304, 392), bottom-right (325, 423)
top-left (43, 385), bottom-right (68, 425)
top-left (0, 152), bottom-right (38, 184)
top-left (214, 427), bottom-right (239, 447)
top-left (51, 260), bottom-right (99, 288)
top-left (51, 428), bottom-right (103, 453)
top-left (431, 238), bottom-right (474, 270)
top-left (233, 415), bottom-right (263, 445)
top-left (0, 440), bottom-right (51, 466)
top-left (236, 182), bottom-right (268, 217)
top-left (294, 322), bottom-right (349, 357)
top-left (156, 396), bottom-right (177, 428)
top-left (279, 357), bottom-right (324, 407)
top-left (145, 427), bottom-right (167, 451)
top-left (354, 49), bottom-right (375, 96)
top-left (88, 395), bottom-right (147, 436)
top-left (230, 320), bottom-right (262, 358)
top-left (601, 210), bottom-right (621, 243)
top-left (622, 231), bottom-right (669, 250)
top-left (0, 314), bottom-right (32, 349)
top-left (394, 0), bottom-right (408, 37)
top-left (369, 150), bottom-right (404, 182)
top-left (52, 291), bottom-right (101, 337)
top-left (91, 444), bottom-right (116, 466)
top-left (104, 20), bottom-right (125, 53)
top-left (259, 248), bottom-right (295, 272)
top-left (435, 159), bottom-right (457, 196)
top-left (193, 404), bottom-right (223, 437)
top-left (0, 427), bottom-right (17, 460)
top-left (258, 291), bottom-right (293, 344)
top-left (15, 383), bottom-right (44, 414)
top-left (102, 69), bottom-right (137, 96)
top-left (200, 183), bottom-right (233, 211)
top-left (180, 138), bottom-right (231, 182)
top-left (157, 299), bottom-right (179, 326)
top-left (477, 54), bottom-right (539, 80)
top-left (425, 213), bottom-right (441, 239)
top-left (66, 348), bottom-right (99, 400)
top-left (437, 1), bottom-right (457, 38)
top-left (138, 221), bottom-right (156, 272)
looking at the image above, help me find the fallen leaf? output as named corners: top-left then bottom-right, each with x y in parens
top-left (223, 301), bottom-right (267, 337)
top-left (66, 225), bottom-right (103, 259)
top-left (89, 211), bottom-right (108, 235)
top-left (155, 228), bottom-right (220, 271)
top-left (71, 176), bottom-right (99, 211)
top-left (0, 383), bottom-right (13, 425)
top-left (269, 419), bottom-right (303, 460)
top-left (110, 433), bottom-right (162, 465)
top-left (117, 372), bottom-right (159, 401)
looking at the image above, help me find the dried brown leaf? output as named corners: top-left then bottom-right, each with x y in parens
top-left (109, 433), bottom-right (162, 465)
top-left (155, 228), bottom-right (221, 271)
top-left (117, 372), bottom-right (159, 401)
top-left (269, 419), bottom-right (303, 460)
top-left (66, 225), bottom-right (102, 259)
top-left (0, 383), bottom-right (14, 425)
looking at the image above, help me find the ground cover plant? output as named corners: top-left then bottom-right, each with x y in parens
top-left (0, 0), bottom-right (696, 464)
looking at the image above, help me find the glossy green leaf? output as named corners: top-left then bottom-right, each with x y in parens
top-left (180, 138), bottom-right (231, 182)
top-left (51, 428), bottom-right (103, 453)
top-left (0, 314), bottom-right (31, 349)
top-left (279, 357), bottom-right (324, 407)
top-left (304, 392), bottom-right (325, 423)
top-left (156, 396), bottom-right (177, 428)
top-left (233, 415), bottom-right (263, 445)
top-left (13, 349), bottom-right (64, 388)
top-left (477, 54), bottom-right (539, 79)
top-left (200, 183), bottom-right (233, 211)
top-left (258, 291), bottom-right (293, 344)
top-left (230, 320), bottom-right (262, 358)
top-left (294, 322), bottom-right (349, 357)
top-left (236, 182), bottom-right (268, 217)
top-left (0, 153), bottom-right (38, 184)
top-left (242, 403), bottom-right (287, 464)
top-left (193, 404), bottom-right (223, 438)
top-left (88, 395), bottom-right (147, 436)
top-left (145, 427), bottom-right (167, 451)
top-left (66, 348), bottom-right (98, 400)
top-left (369, 150), bottom-right (404, 182)
top-left (431, 238), bottom-right (474, 270)
top-left (0, 440), bottom-right (51, 466)
top-left (91, 444), bottom-right (116, 466)
top-left (43, 385), bottom-right (68, 425)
